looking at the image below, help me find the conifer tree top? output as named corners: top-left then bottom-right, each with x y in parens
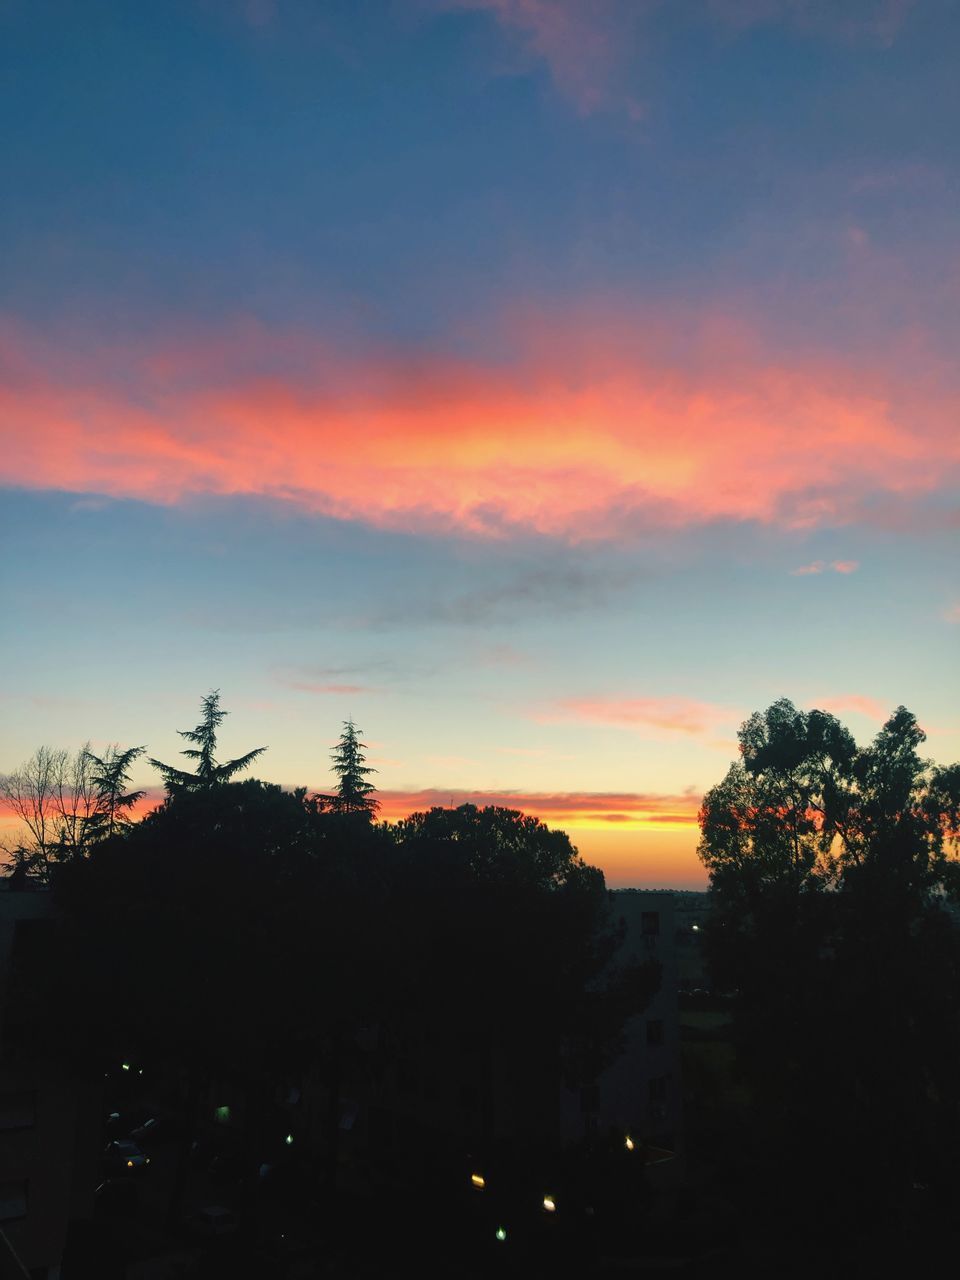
top-left (330, 719), bottom-right (378, 816)
top-left (149, 690), bottom-right (266, 795)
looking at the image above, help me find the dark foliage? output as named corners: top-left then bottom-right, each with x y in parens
top-left (325, 719), bottom-right (378, 816)
top-left (148, 690), bottom-right (266, 794)
top-left (698, 698), bottom-right (960, 1226)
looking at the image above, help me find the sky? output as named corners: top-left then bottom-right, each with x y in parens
top-left (1, 0), bottom-right (958, 887)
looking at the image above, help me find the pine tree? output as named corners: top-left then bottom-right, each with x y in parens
top-left (149, 691), bottom-right (266, 795)
top-left (330, 720), bottom-right (378, 816)
top-left (85, 744), bottom-right (147, 841)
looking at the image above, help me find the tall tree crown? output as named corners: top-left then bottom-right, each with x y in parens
top-left (85, 744), bottom-right (146, 840)
top-left (330, 719), bottom-right (378, 816)
top-left (149, 690), bottom-right (266, 795)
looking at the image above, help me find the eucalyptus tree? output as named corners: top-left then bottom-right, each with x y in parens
top-left (698, 699), bottom-right (960, 1217)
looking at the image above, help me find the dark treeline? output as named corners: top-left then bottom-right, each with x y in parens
top-left (2, 692), bottom-right (659, 1275)
top-left (4, 692), bottom-right (960, 1273)
top-left (696, 698), bottom-right (960, 1266)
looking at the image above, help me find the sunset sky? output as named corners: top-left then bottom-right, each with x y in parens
top-left (1, 0), bottom-right (958, 886)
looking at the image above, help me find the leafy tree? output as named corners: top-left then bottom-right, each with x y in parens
top-left (328, 719), bottom-right (377, 816)
top-left (388, 805), bottom-right (659, 1146)
top-left (698, 699), bottom-right (960, 1225)
top-left (835, 705), bottom-right (960, 899)
top-left (149, 690), bottom-right (266, 795)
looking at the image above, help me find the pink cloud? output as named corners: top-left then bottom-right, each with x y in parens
top-left (377, 786), bottom-right (701, 827)
top-left (813, 694), bottom-right (889, 721)
top-left (436, 1), bottom-right (914, 117)
top-left (542, 695), bottom-right (739, 737)
top-left (436, 0), bottom-right (649, 116)
top-left (791, 559), bottom-right (860, 576)
top-left (0, 786), bottom-right (164, 829)
top-left (945, 603), bottom-right (960, 624)
top-left (1, 306), bottom-right (956, 542)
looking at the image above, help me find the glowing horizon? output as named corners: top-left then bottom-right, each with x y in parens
top-left (1, 1), bottom-right (958, 889)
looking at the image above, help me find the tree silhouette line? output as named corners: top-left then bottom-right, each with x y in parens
top-left (696, 698), bottom-right (960, 1256)
top-left (1, 691), bottom-right (660, 1263)
top-left (3, 691), bottom-right (959, 1267)
top-left (0, 690), bottom-right (379, 878)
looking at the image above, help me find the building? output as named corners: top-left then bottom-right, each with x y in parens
top-left (559, 890), bottom-right (682, 1168)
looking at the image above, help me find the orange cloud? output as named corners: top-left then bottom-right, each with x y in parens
top-left (1, 309), bottom-right (955, 541)
top-left (541, 695), bottom-right (739, 737)
top-left (375, 787), bottom-right (702, 830)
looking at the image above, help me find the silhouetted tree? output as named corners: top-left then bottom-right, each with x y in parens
top-left (328, 718), bottom-right (377, 816)
top-left (85, 743), bottom-right (146, 841)
top-left (698, 698), bottom-right (960, 1227)
top-left (388, 805), bottom-right (659, 1151)
top-left (1, 743), bottom-right (106, 877)
top-left (53, 778), bottom-right (323, 1231)
top-left (149, 690), bottom-right (266, 794)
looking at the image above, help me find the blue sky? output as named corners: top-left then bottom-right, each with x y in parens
top-left (1, 0), bottom-right (958, 884)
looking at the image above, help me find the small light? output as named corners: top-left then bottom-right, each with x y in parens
top-left (543, 1195), bottom-right (556, 1213)
top-left (625, 1135), bottom-right (635, 1151)
top-left (495, 1227), bottom-right (507, 1242)
top-left (126, 1160), bottom-right (134, 1168)
top-left (471, 1173), bottom-right (485, 1189)
top-left (692, 924), bottom-right (700, 932)
top-left (284, 1133), bottom-right (294, 1146)
top-left (146, 1158), bottom-right (151, 1165)
top-left (121, 1063), bottom-right (130, 1071)
top-left (138, 1068), bottom-right (144, 1075)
